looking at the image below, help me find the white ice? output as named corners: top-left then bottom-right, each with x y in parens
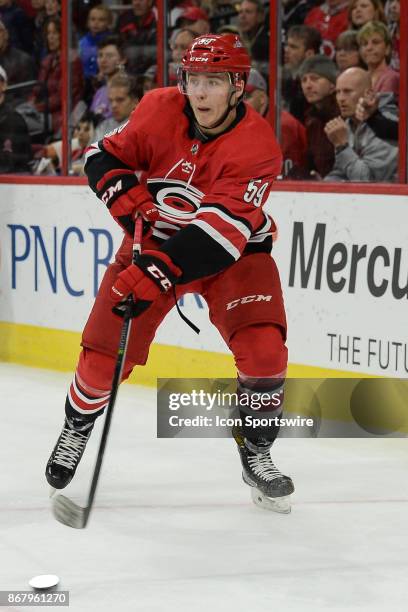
top-left (1, 363), bottom-right (407, 612)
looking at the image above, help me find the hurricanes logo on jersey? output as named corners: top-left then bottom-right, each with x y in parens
top-left (146, 178), bottom-right (204, 222)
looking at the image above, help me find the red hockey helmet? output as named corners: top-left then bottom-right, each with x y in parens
top-left (179, 34), bottom-right (251, 86)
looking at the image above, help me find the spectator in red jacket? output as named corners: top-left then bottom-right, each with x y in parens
top-left (304, 0), bottom-right (349, 59)
top-left (116, 0), bottom-right (157, 75)
top-left (357, 20), bottom-right (399, 102)
top-left (245, 68), bottom-right (308, 179)
top-left (31, 16), bottom-right (84, 138)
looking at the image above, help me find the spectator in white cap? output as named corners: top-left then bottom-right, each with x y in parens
top-left (245, 68), bottom-right (308, 178)
top-left (0, 63), bottom-right (32, 173)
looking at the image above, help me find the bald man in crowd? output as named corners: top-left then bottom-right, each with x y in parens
top-left (324, 67), bottom-right (398, 182)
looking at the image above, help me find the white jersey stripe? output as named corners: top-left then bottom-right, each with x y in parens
top-left (190, 220), bottom-right (241, 260)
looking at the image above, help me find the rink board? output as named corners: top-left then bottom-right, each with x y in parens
top-left (0, 183), bottom-right (407, 381)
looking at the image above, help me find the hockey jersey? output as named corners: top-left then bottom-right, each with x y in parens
top-left (85, 87), bottom-right (282, 283)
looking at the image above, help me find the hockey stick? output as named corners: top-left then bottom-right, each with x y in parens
top-left (52, 216), bottom-right (143, 529)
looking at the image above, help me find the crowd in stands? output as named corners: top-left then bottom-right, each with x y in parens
top-left (0, 0), bottom-right (401, 182)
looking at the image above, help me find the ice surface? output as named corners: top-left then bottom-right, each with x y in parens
top-left (1, 363), bottom-right (407, 611)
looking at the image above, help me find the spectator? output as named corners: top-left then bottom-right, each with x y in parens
top-left (237, 0), bottom-right (269, 65)
top-left (168, 27), bottom-right (196, 84)
top-left (284, 25), bottom-right (322, 75)
top-left (139, 27), bottom-right (197, 91)
top-left (299, 54), bottom-right (339, 178)
top-left (245, 68), bottom-right (308, 179)
top-left (0, 64), bottom-right (31, 173)
top-left (30, 0), bottom-right (48, 65)
top-left (93, 73), bottom-right (140, 140)
top-left (79, 4), bottom-right (113, 79)
top-left (324, 67), bottom-right (398, 182)
top-left (30, 17), bottom-right (84, 139)
top-left (43, 111), bottom-right (96, 173)
top-left (355, 88), bottom-right (399, 140)
top-left (357, 21), bottom-right (399, 102)
top-left (0, 0), bottom-right (34, 53)
top-left (304, 0), bottom-right (349, 58)
top-left (282, 24), bottom-right (321, 122)
top-left (282, 0), bottom-right (323, 35)
top-left (204, 0), bottom-right (239, 33)
top-left (335, 30), bottom-right (365, 71)
top-left (385, 0), bottom-right (399, 72)
top-left (0, 17), bottom-right (36, 87)
top-left (72, 0), bottom-right (104, 36)
top-left (90, 35), bottom-right (126, 119)
top-left (348, 0), bottom-right (387, 30)
top-left (116, 0), bottom-right (157, 75)
top-left (44, 0), bottom-right (60, 19)
top-left (175, 7), bottom-right (210, 36)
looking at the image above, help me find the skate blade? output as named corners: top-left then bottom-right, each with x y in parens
top-left (52, 494), bottom-right (88, 529)
top-left (250, 487), bottom-right (292, 514)
top-left (49, 487), bottom-right (57, 498)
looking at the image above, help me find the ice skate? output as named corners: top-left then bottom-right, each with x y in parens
top-left (233, 427), bottom-right (294, 513)
top-left (45, 415), bottom-right (95, 490)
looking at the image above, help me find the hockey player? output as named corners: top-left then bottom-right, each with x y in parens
top-left (46, 34), bottom-right (294, 512)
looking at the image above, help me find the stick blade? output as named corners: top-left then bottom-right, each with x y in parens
top-left (52, 494), bottom-right (88, 529)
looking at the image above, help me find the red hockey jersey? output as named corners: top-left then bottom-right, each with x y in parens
top-left (86, 87), bottom-right (282, 282)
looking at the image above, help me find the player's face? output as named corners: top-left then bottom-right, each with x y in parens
top-left (187, 72), bottom-right (243, 134)
top-left (300, 73), bottom-right (335, 104)
top-left (109, 86), bottom-right (138, 122)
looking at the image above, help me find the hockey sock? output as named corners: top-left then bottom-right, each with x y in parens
top-left (65, 372), bottom-right (111, 422)
top-left (237, 374), bottom-right (285, 446)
